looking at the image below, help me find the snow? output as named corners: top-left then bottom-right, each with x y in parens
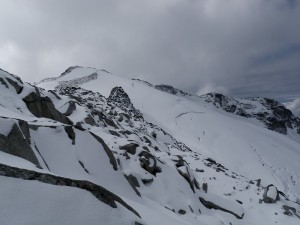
top-left (266, 186), bottom-right (278, 200)
top-left (0, 66), bottom-right (299, 225)
top-left (40, 68), bottom-right (300, 200)
top-left (0, 176), bottom-right (139, 225)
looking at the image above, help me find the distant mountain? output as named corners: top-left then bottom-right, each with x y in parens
top-left (285, 98), bottom-right (300, 118)
top-left (0, 66), bottom-right (299, 225)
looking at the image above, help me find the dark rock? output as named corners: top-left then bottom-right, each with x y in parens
top-left (78, 160), bottom-right (89, 173)
top-left (155, 84), bottom-right (190, 96)
top-left (64, 126), bottom-right (76, 145)
top-left (84, 116), bottom-right (96, 126)
top-left (142, 146), bottom-right (150, 151)
top-left (119, 130), bottom-right (132, 136)
top-left (0, 163), bottom-right (140, 218)
top-left (141, 178), bottom-right (153, 186)
top-left (108, 87), bottom-right (143, 119)
top-left (109, 130), bottom-right (120, 137)
top-left (236, 200), bottom-right (243, 204)
top-left (143, 136), bottom-right (152, 145)
top-left (48, 90), bottom-right (61, 100)
top-left (135, 222), bottom-right (144, 225)
top-left (266, 117), bottom-right (287, 134)
top-left (0, 77), bottom-right (9, 88)
top-left (6, 77), bottom-right (23, 94)
top-left (89, 132), bottom-right (118, 170)
top-left (139, 151), bottom-right (161, 176)
top-left (202, 183), bottom-right (208, 193)
top-left (23, 91), bottom-right (37, 103)
top-left (256, 179), bottom-right (261, 187)
top-left (0, 122), bottom-right (40, 167)
top-left (194, 178), bottom-right (200, 190)
top-left (104, 117), bottom-right (118, 128)
top-left (124, 174), bottom-right (141, 197)
top-left (199, 197), bottom-right (244, 219)
top-left (282, 205), bottom-right (300, 219)
top-left (64, 101), bottom-right (76, 116)
top-left (175, 156), bottom-right (185, 167)
top-left (151, 131), bottom-right (157, 139)
top-left (178, 209), bottom-right (186, 215)
top-left (196, 168), bottom-right (204, 172)
top-left (23, 89), bottom-right (71, 125)
top-left (120, 143), bottom-right (139, 155)
top-left (177, 166), bottom-right (196, 193)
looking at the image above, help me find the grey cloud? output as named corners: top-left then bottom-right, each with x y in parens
top-left (0, 0), bottom-right (299, 99)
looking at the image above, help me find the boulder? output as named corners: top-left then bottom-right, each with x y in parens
top-left (139, 151), bottom-right (161, 176)
top-left (120, 143), bottom-right (139, 155)
top-left (202, 183), bottom-right (208, 193)
top-left (262, 184), bottom-right (280, 203)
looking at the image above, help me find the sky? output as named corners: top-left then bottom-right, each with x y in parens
top-left (0, 0), bottom-right (299, 100)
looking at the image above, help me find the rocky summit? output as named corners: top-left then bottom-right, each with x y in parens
top-left (0, 66), bottom-right (299, 225)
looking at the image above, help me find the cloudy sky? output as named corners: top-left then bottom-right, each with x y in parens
top-left (0, 0), bottom-right (299, 100)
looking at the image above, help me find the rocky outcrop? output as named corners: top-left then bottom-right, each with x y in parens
top-left (23, 88), bottom-right (72, 125)
top-left (108, 87), bottom-right (143, 119)
top-left (124, 174), bottom-right (141, 197)
top-left (120, 143), bottom-right (139, 155)
top-left (64, 101), bottom-right (76, 116)
top-left (202, 93), bottom-right (300, 135)
top-left (199, 197), bottom-right (244, 219)
top-left (262, 184), bottom-right (280, 203)
top-left (6, 77), bottom-right (23, 94)
top-left (282, 205), bottom-right (300, 219)
top-left (0, 163), bottom-right (140, 218)
top-left (0, 121), bottom-right (40, 167)
top-left (175, 156), bottom-right (200, 193)
top-left (139, 151), bottom-right (161, 176)
top-left (155, 84), bottom-right (190, 97)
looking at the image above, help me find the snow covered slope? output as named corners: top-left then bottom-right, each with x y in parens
top-left (0, 66), bottom-right (299, 225)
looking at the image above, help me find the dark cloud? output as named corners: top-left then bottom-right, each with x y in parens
top-left (0, 0), bottom-right (299, 99)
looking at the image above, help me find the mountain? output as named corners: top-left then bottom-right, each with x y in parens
top-left (0, 66), bottom-right (299, 225)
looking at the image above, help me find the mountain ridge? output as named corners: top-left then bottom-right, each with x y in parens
top-left (0, 66), bottom-right (299, 225)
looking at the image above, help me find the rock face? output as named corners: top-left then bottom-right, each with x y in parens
top-left (0, 121), bottom-right (40, 167)
top-left (262, 185), bottom-right (280, 203)
top-left (139, 151), bottom-right (161, 176)
top-left (282, 205), bottom-right (300, 219)
top-left (107, 87), bottom-right (143, 119)
top-left (154, 84), bottom-right (190, 97)
top-left (124, 174), bottom-right (141, 197)
top-left (202, 92), bottom-right (300, 135)
top-left (175, 157), bottom-right (200, 193)
top-left (120, 143), bottom-right (139, 155)
top-left (23, 88), bottom-right (71, 125)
